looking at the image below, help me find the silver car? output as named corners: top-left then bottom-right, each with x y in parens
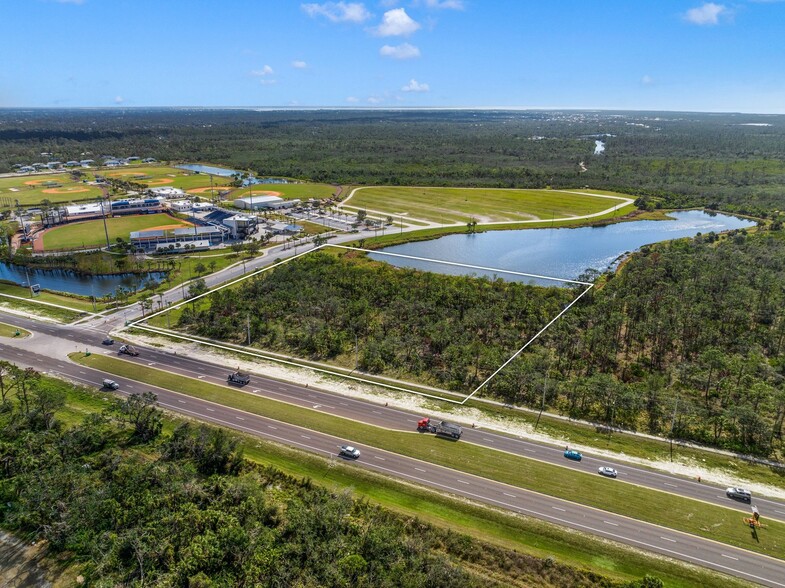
top-left (598, 466), bottom-right (618, 478)
top-left (339, 445), bottom-right (361, 459)
top-left (726, 487), bottom-right (751, 502)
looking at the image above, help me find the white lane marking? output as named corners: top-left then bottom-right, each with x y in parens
top-left (523, 448), bottom-right (536, 453)
top-left (660, 537), bottom-right (676, 543)
top-left (552, 506), bottom-right (566, 512)
top-left (57, 364), bottom-right (65, 368)
top-left (313, 404), bottom-right (321, 408)
top-left (482, 438), bottom-right (494, 442)
top-left (721, 554), bottom-right (739, 561)
top-left (775, 510), bottom-right (785, 515)
top-left (372, 410), bottom-right (382, 415)
top-left (339, 402), bottom-right (348, 406)
top-left (414, 467), bottom-right (426, 472)
top-left (147, 362), bottom-right (156, 366)
top-left (206, 407), bottom-right (215, 412)
top-left (457, 479), bottom-right (470, 485)
top-left (301, 435), bottom-right (311, 439)
top-left (178, 399), bottom-right (186, 404)
top-left (664, 482), bottom-right (678, 488)
top-left (503, 492), bottom-right (516, 498)
top-left (79, 370), bottom-right (86, 374)
top-left (15, 353), bottom-right (23, 357)
top-left (604, 521), bottom-right (619, 526)
top-left (268, 425), bottom-right (277, 430)
top-left (253, 389), bottom-right (261, 393)
top-left (374, 456), bottom-right (386, 461)
top-left (236, 416), bottom-right (245, 421)
top-left (198, 375), bottom-right (206, 379)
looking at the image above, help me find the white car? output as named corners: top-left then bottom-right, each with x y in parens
top-left (726, 487), bottom-right (751, 502)
top-left (598, 466), bottom-right (618, 478)
top-left (339, 445), bottom-right (361, 459)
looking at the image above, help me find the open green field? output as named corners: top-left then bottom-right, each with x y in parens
top-left (231, 182), bottom-right (337, 201)
top-left (0, 322), bottom-right (29, 338)
top-left (344, 187), bottom-right (631, 225)
top-left (73, 352), bottom-right (785, 560)
top-left (42, 212), bottom-right (192, 250)
top-left (0, 173), bottom-right (103, 206)
top-left (105, 165), bottom-right (239, 192)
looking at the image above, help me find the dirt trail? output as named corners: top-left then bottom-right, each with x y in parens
top-left (0, 531), bottom-right (54, 587)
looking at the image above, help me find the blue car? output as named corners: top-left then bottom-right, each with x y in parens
top-left (564, 449), bottom-right (582, 461)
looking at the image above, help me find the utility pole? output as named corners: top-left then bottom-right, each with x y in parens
top-left (354, 334), bottom-right (359, 370)
top-left (669, 395), bottom-right (680, 462)
top-left (100, 197), bottom-right (111, 250)
top-left (534, 366), bottom-right (549, 431)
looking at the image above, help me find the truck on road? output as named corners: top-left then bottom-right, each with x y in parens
top-left (417, 417), bottom-right (463, 440)
top-left (118, 344), bottom-right (139, 357)
top-left (228, 371), bottom-right (251, 386)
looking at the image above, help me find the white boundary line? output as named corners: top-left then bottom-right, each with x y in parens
top-left (126, 244), bottom-right (591, 405)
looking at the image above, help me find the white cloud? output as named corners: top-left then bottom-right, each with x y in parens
top-left (401, 78), bottom-right (429, 92)
top-left (684, 3), bottom-right (727, 25)
top-left (641, 75), bottom-right (654, 85)
top-left (346, 96), bottom-right (360, 103)
top-left (250, 65), bottom-right (274, 77)
top-left (375, 8), bottom-right (420, 36)
top-left (379, 43), bottom-right (421, 59)
top-left (114, 95), bottom-right (124, 104)
top-left (301, 2), bottom-right (371, 23)
top-left (425, 0), bottom-right (464, 9)
top-left (292, 60), bottom-right (308, 69)
top-left (367, 96), bottom-right (383, 104)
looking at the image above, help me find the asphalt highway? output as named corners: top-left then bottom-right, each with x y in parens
top-left (0, 315), bottom-right (785, 588)
top-left (1, 338), bottom-right (784, 586)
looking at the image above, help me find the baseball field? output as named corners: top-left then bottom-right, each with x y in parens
top-left (41, 213), bottom-right (193, 250)
top-left (0, 173), bottom-right (103, 206)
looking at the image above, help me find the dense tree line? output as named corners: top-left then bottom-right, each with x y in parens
top-left (1, 108), bottom-right (784, 215)
top-left (178, 251), bottom-right (573, 392)
top-left (179, 231), bottom-right (785, 457)
top-left (0, 369), bottom-right (660, 587)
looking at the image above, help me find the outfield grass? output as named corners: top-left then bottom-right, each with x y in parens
top-left (231, 182), bottom-right (337, 201)
top-left (344, 187), bottom-right (631, 225)
top-left (72, 352), bottom-right (785, 559)
top-left (0, 173), bottom-right (103, 206)
top-left (38, 377), bottom-right (745, 587)
top-left (42, 213), bottom-right (192, 250)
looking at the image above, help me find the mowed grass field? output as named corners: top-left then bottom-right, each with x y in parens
top-left (103, 166), bottom-right (219, 191)
top-left (345, 187), bottom-right (631, 224)
top-left (230, 182), bottom-right (337, 201)
top-left (0, 173), bottom-right (103, 206)
top-left (42, 213), bottom-right (192, 250)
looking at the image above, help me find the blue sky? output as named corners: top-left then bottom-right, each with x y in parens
top-left (2, 0), bottom-right (783, 113)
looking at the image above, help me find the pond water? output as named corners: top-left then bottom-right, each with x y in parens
top-left (369, 210), bottom-right (755, 286)
top-left (0, 263), bottom-right (166, 297)
top-left (176, 163), bottom-right (239, 176)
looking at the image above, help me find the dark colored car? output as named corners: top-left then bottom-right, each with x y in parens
top-left (102, 337), bottom-right (114, 345)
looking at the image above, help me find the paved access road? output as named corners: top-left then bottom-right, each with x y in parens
top-left (1, 338), bottom-right (784, 587)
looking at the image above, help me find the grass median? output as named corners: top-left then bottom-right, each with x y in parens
top-left (56, 374), bottom-right (749, 588)
top-left (72, 352), bottom-right (785, 560)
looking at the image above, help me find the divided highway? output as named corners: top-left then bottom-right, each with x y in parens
top-left (2, 315), bottom-right (785, 586)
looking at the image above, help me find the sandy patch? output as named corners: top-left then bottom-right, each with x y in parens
top-left (250, 190), bottom-right (283, 197)
top-left (106, 171), bottom-right (146, 177)
top-left (23, 180), bottom-right (53, 186)
top-left (119, 329), bottom-right (785, 501)
top-left (187, 186), bottom-right (233, 194)
top-left (41, 187), bottom-right (90, 194)
top-left (145, 179), bottom-right (174, 185)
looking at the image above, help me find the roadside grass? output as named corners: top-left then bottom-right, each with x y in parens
top-left (52, 377), bottom-right (749, 588)
top-left (72, 352), bottom-right (785, 559)
top-left (344, 187), bottom-right (630, 225)
top-left (42, 213), bottom-right (192, 250)
top-left (0, 282), bottom-right (97, 313)
top-left (0, 322), bottom-right (30, 338)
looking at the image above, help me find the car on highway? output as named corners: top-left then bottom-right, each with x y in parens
top-left (598, 466), bottom-right (618, 478)
top-left (339, 445), bottom-right (361, 459)
top-left (102, 337), bottom-right (114, 345)
top-left (102, 379), bottom-right (119, 390)
top-left (726, 487), bottom-right (752, 502)
top-left (564, 449), bottom-right (582, 461)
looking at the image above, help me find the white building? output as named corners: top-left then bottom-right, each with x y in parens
top-left (234, 195), bottom-right (300, 210)
top-left (165, 199), bottom-right (193, 213)
top-left (148, 186), bottom-right (187, 199)
top-left (223, 214), bottom-right (258, 239)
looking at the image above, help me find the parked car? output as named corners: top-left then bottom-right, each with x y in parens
top-left (102, 379), bottom-right (119, 390)
top-left (598, 466), bottom-right (618, 478)
top-left (339, 445), bottom-right (361, 459)
top-left (102, 337), bottom-right (114, 345)
top-left (564, 449), bottom-right (582, 461)
top-left (726, 487), bottom-right (752, 502)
